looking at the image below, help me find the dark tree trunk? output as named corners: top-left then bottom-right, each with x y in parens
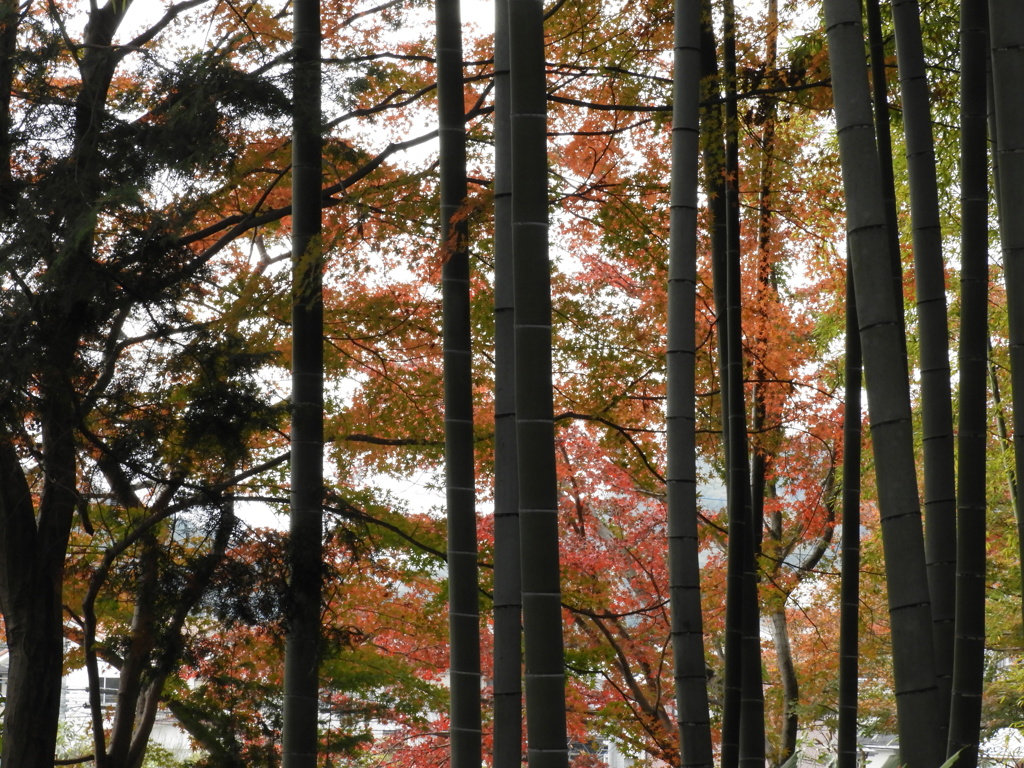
top-left (837, 258), bottom-right (862, 768)
top-left (889, 0), bottom-right (958, 728)
top-left (947, 5), bottom-right (989, 765)
top-left (865, 0), bottom-right (908, 335)
top-left (437, 0), bottom-right (483, 763)
top-left (719, 2), bottom-right (764, 765)
top-left (986, 75), bottom-right (1019, 520)
top-left (0, 443), bottom-right (71, 768)
top-left (508, 1), bottom-right (569, 765)
top-left (988, 339), bottom-right (1018, 517)
top-left (76, 464), bottom-right (235, 768)
top-left (667, 0), bottom-right (714, 762)
top-left (698, 0), bottom-right (728, 442)
top-left (988, 0), bottom-right (1024, 642)
top-left (698, 4), bottom-right (739, 763)
top-left (283, 0), bottom-right (324, 765)
top-left (0, 4), bottom-right (128, 765)
top-left (823, 0), bottom-right (942, 763)
top-left (491, 0), bottom-right (524, 763)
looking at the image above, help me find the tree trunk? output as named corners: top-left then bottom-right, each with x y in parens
top-left (985, 21), bottom-right (1019, 521)
top-left (719, 2), bottom-right (765, 765)
top-left (988, 339), bottom-right (1018, 518)
top-left (77, 473), bottom-right (236, 768)
top-left (947, 5), bottom-right (989, 764)
top-left (835, 259), bottom-right (860, 768)
top-left (283, 0), bottom-right (324, 765)
top-left (437, 0), bottom-right (483, 763)
top-left (889, 0), bottom-right (958, 728)
top-left (0, 4), bottom-right (128, 765)
top-left (0, 443), bottom-right (70, 768)
top-left (823, 1), bottom-right (942, 764)
top-left (698, 0), bottom-right (728, 451)
top-left (769, 607), bottom-right (798, 766)
top-left (865, 0), bottom-right (908, 335)
top-left (697, 11), bottom-right (737, 763)
top-left (667, 0), bottom-right (714, 762)
top-left (988, 0), bottom-right (1024, 642)
top-left (508, 1), bottom-right (569, 765)
top-left (837, 259), bottom-right (862, 768)
top-left (0, 326), bottom-right (80, 768)
top-left (752, 8), bottom-right (787, 756)
top-left (102, 534), bottom-right (161, 768)
top-left (492, 0), bottom-right (524, 763)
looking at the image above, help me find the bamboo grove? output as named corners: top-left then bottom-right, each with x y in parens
top-left (1, 0), bottom-right (1023, 767)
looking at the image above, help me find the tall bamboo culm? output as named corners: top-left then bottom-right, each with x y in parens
top-left (889, 0), bottom-right (958, 728)
top-left (436, 0), bottom-right (483, 764)
top-left (283, 0), bottom-right (324, 766)
top-left (988, 0), bottom-right (1024, 643)
top-left (823, 0), bottom-right (942, 764)
top-left (837, 258), bottom-right (862, 768)
top-left (667, 0), bottom-right (714, 764)
top-left (719, 1), bottom-right (764, 765)
top-left (947, 2), bottom-right (989, 764)
top-left (507, 0), bottom-right (569, 765)
top-left (491, 0), bottom-right (523, 765)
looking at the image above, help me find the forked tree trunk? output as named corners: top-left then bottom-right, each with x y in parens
top-left (283, 0), bottom-right (324, 764)
top-left (769, 606), bottom-right (799, 766)
top-left (0, 442), bottom-right (72, 768)
top-left (491, 0), bottom-right (524, 764)
top-left (437, 0), bottom-right (483, 763)
top-left (947, 4), bottom-right (989, 765)
top-left (83, 494), bottom-right (236, 768)
top-left (508, 1), bottom-right (569, 765)
top-left (666, 0), bottom-right (714, 763)
top-left (823, 1), bottom-right (942, 764)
